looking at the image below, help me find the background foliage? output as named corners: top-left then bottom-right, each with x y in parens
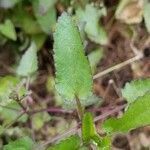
top-left (0, 0), bottom-right (150, 149)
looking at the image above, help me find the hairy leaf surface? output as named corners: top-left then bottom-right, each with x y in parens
top-left (47, 135), bottom-right (81, 150)
top-left (103, 93), bottom-right (150, 134)
top-left (82, 112), bottom-right (96, 143)
top-left (121, 78), bottom-right (150, 103)
top-left (0, 19), bottom-right (16, 40)
top-left (54, 12), bottom-right (92, 104)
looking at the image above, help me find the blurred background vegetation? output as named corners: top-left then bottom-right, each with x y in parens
top-left (0, 0), bottom-right (150, 149)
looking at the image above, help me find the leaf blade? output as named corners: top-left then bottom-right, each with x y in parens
top-left (76, 4), bottom-right (108, 45)
top-left (121, 78), bottom-right (150, 103)
top-left (103, 92), bottom-right (150, 134)
top-left (54, 12), bottom-right (92, 105)
top-left (82, 112), bottom-right (96, 143)
top-left (0, 19), bottom-right (16, 41)
top-left (3, 136), bottom-right (34, 150)
top-left (47, 135), bottom-right (81, 150)
top-left (17, 42), bottom-right (38, 77)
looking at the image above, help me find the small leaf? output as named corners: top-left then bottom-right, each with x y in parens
top-left (3, 136), bottom-right (34, 150)
top-left (32, 0), bottom-right (56, 33)
top-left (82, 112), bottom-right (106, 149)
top-left (0, 76), bottom-right (19, 108)
top-left (103, 92), bottom-right (150, 134)
top-left (32, 112), bottom-right (51, 130)
top-left (121, 78), bottom-right (150, 103)
top-left (0, 19), bottom-right (16, 41)
top-left (143, 1), bottom-right (150, 33)
top-left (76, 4), bottom-right (108, 45)
top-left (82, 112), bottom-right (96, 143)
top-left (88, 48), bottom-right (103, 74)
top-left (12, 7), bottom-right (42, 34)
top-left (0, 101), bottom-right (28, 126)
top-left (47, 135), bottom-right (81, 150)
top-left (17, 42), bottom-right (38, 76)
top-left (54, 12), bottom-right (92, 105)
top-left (97, 136), bottom-right (111, 150)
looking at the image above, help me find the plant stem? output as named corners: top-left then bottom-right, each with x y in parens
top-left (75, 96), bottom-right (84, 120)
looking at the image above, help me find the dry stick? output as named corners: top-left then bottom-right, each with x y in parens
top-left (93, 53), bottom-right (143, 80)
top-left (41, 104), bottom-right (126, 147)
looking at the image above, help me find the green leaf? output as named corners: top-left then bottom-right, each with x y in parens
top-left (17, 42), bottom-right (38, 76)
top-left (32, 112), bottom-right (51, 130)
top-left (78, 147), bottom-right (89, 150)
top-left (103, 92), bottom-right (150, 134)
top-left (82, 112), bottom-right (96, 143)
top-left (11, 7), bottom-right (42, 34)
top-left (54, 12), bottom-right (92, 105)
top-left (143, 2), bottom-right (150, 33)
top-left (3, 136), bottom-right (34, 150)
top-left (32, 33), bottom-right (47, 50)
top-left (0, 76), bottom-right (19, 108)
top-left (76, 4), bottom-right (108, 45)
top-left (0, 19), bottom-right (16, 41)
top-left (47, 135), bottom-right (81, 150)
top-left (88, 48), bottom-right (103, 74)
top-left (82, 112), bottom-right (108, 149)
top-left (97, 136), bottom-right (111, 150)
top-left (0, 101), bottom-right (28, 126)
top-left (121, 78), bottom-right (150, 103)
top-left (32, 0), bottom-right (56, 33)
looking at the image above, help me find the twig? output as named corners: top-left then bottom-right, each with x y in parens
top-left (93, 53), bottom-right (143, 79)
top-left (41, 104), bottom-right (126, 147)
top-left (94, 104), bottom-right (126, 122)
